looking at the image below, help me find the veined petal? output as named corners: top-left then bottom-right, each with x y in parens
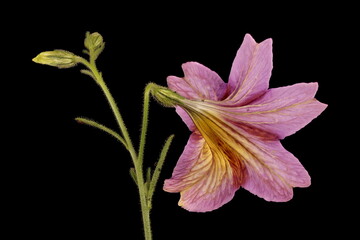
top-left (232, 128), bottom-right (311, 201)
top-left (164, 131), bottom-right (242, 212)
top-left (220, 82), bottom-right (327, 139)
top-left (175, 106), bottom-right (196, 131)
top-left (176, 101), bottom-right (312, 203)
top-left (227, 34), bottom-right (273, 105)
top-left (164, 133), bottom-right (208, 193)
top-left (167, 62), bottom-right (227, 101)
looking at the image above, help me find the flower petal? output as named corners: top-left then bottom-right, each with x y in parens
top-left (163, 133), bottom-right (204, 193)
top-left (164, 132), bottom-right (240, 212)
top-left (175, 106), bottom-right (196, 131)
top-left (167, 62), bottom-right (227, 101)
top-left (221, 82), bottom-right (327, 139)
top-left (175, 101), bottom-right (312, 203)
top-left (227, 34), bottom-right (273, 105)
top-left (238, 134), bottom-right (311, 202)
top-left (201, 113), bottom-right (310, 202)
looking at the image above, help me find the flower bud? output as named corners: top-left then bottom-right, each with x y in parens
top-left (84, 32), bottom-right (104, 52)
top-left (32, 50), bottom-right (77, 69)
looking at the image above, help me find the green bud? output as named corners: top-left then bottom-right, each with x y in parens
top-left (84, 32), bottom-right (105, 59)
top-left (32, 50), bottom-right (77, 69)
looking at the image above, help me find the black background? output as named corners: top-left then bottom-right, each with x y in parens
top-left (8, 2), bottom-right (355, 239)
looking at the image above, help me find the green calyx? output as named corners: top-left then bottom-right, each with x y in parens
top-left (148, 83), bottom-right (185, 108)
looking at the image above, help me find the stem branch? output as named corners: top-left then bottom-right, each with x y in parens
top-left (76, 59), bottom-right (167, 240)
top-left (138, 83), bottom-right (154, 168)
top-left (77, 57), bottom-right (137, 161)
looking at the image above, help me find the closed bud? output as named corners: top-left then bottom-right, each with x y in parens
top-left (32, 50), bottom-right (77, 69)
top-left (84, 32), bottom-right (104, 52)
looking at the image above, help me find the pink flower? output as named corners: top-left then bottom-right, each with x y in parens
top-left (162, 34), bottom-right (327, 212)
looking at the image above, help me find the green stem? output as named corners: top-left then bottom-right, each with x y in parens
top-left (98, 78), bottom-right (138, 160)
top-left (136, 83), bottom-right (157, 239)
top-left (138, 83), bottom-right (154, 167)
top-left (77, 57), bottom-right (137, 161)
top-left (134, 164), bottom-right (152, 240)
top-left (78, 57), bottom-right (153, 240)
top-left (76, 58), bottom-right (175, 240)
top-left (98, 76), bottom-right (152, 239)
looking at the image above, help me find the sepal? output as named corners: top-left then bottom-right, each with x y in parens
top-left (149, 83), bottom-right (186, 108)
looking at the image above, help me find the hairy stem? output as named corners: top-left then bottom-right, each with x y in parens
top-left (76, 59), bottom-right (169, 240)
top-left (77, 57), bottom-right (137, 161)
top-left (134, 162), bottom-right (152, 240)
top-left (138, 83), bottom-right (154, 168)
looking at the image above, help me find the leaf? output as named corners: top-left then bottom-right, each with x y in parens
top-left (146, 134), bottom-right (175, 208)
top-left (129, 168), bottom-right (137, 185)
top-left (80, 69), bottom-right (96, 81)
top-left (75, 117), bottom-right (127, 150)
